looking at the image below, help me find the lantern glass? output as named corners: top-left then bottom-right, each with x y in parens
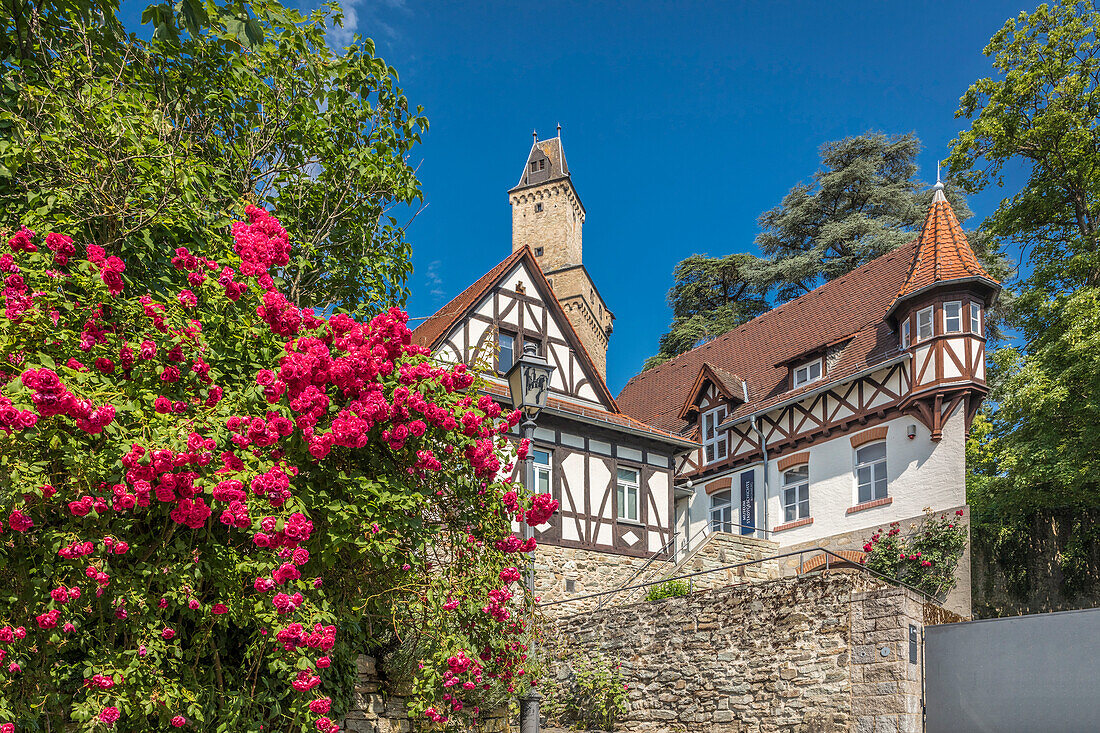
top-left (505, 342), bottom-right (555, 418)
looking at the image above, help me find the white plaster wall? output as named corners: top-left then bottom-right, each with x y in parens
top-left (647, 471), bottom-right (670, 552)
top-left (679, 407), bottom-right (967, 551)
top-left (560, 452), bottom-right (585, 542)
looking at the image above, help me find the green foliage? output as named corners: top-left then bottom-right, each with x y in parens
top-left (0, 0), bottom-right (426, 317)
top-left (644, 254), bottom-right (768, 368)
top-left (544, 653), bottom-right (628, 731)
top-left (863, 510), bottom-right (968, 599)
top-left (949, 0), bottom-right (1100, 296)
top-left (646, 132), bottom-right (1010, 367)
top-left (644, 578), bottom-right (689, 602)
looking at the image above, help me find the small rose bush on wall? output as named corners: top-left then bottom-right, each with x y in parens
top-left (862, 508), bottom-right (968, 599)
top-left (0, 208), bottom-right (555, 731)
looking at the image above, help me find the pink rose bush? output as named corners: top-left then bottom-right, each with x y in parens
top-left (0, 208), bottom-right (556, 730)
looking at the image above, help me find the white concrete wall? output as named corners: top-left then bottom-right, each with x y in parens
top-left (679, 406), bottom-right (967, 550)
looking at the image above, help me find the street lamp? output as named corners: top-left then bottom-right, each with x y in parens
top-left (504, 341), bottom-right (555, 733)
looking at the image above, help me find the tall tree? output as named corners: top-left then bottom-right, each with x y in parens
top-left (0, 0), bottom-right (427, 317)
top-left (756, 132), bottom-right (977, 301)
top-left (646, 132), bottom-right (1007, 368)
top-left (644, 253), bottom-right (769, 368)
top-left (952, 0), bottom-right (1100, 517)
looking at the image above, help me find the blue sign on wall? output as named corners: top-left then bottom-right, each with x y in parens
top-left (739, 470), bottom-right (755, 535)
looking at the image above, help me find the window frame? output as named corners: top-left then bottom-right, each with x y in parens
top-left (781, 466), bottom-right (810, 523)
top-left (534, 202), bottom-right (543, 213)
top-left (701, 406), bottom-right (729, 464)
top-left (497, 331), bottom-right (516, 374)
top-left (615, 466), bottom-right (640, 523)
top-left (793, 358), bottom-right (823, 389)
top-left (709, 489), bottom-right (733, 534)
top-left (900, 319), bottom-right (911, 349)
top-left (970, 302), bottom-right (982, 335)
top-left (916, 306), bottom-right (934, 341)
top-left (854, 441), bottom-right (888, 504)
top-left (532, 447), bottom-right (552, 497)
top-left (944, 301), bottom-right (963, 334)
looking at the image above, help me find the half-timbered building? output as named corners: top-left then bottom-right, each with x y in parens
top-left (412, 133), bottom-right (695, 606)
top-left (616, 180), bottom-right (999, 614)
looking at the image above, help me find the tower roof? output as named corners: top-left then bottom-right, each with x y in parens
top-left (888, 185), bottom-right (999, 316)
top-left (510, 133), bottom-right (571, 192)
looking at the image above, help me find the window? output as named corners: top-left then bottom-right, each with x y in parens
top-left (529, 161), bottom-right (538, 173)
top-left (702, 406), bottom-right (728, 464)
top-left (710, 489), bottom-right (733, 533)
top-left (533, 448), bottom-right (552, 495)
top-left (944, 301), bottom-right (962, 333)
top-left (917, 307), bottom-right (934, 341)
top-left (901, 320), bottom-right (911, 349)
top-left (534, 202), bottom-right (543, 213)
top-left (539, 159), bottom-right (546, 171)
top-left (855, 442), bottom-right (888, 504)
top-left (616, 467), bottom-right (639, 522)
top-left (534, 247), bottom-right (544, 257)
top-left (793, 359), bottom-right (822, 388)
top-left (970, 302), bottom-right (982, 335)
top-left (498, 332), bottom-right (515, 373)
top-left (782, 466), bottom-right (810, 523)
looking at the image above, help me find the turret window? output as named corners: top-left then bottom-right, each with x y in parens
top-left (970, 303), bottom-right (982, 335)
top-left (900, 320), bottom-right (911, 349)
top-left (534, 203), bottom-right (543, 213)
top-left (917, 307), bottom-right (934, 341)
top-left (944, 301), bottom-right (962, 333)
top-left (534, 247), bottom-right (544, 257)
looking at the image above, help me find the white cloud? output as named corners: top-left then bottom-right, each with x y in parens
top-left (425, 259), bottom-right (446, 301)
top-left (329, 0), bottom-right (409, 49)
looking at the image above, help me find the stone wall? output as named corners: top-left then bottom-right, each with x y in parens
top-left (534, 542), bottom-right (674, 618)
top-left (542, 574), bottom-right (933, 733)
top-left (340, 655), bottom-right (508, 733)
top-left (667, 531), bottom-right (780, 595)
top-left (777, 504), bottom-right (972, 618)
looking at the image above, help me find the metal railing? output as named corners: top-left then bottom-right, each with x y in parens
top-left (541, 546), bottom-right (939, 610)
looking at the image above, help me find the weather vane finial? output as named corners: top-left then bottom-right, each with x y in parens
top-left (557, 122), bottom-right (561, 138)
top-left (532, 129), bottom-right (538, 143)
top-left (937, 160), bottom-right (941, 185)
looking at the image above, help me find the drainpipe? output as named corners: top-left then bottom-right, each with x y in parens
top-left (743, 380), bottom-right (768, 540)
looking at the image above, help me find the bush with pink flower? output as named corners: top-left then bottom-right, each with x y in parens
top-left (0, 208), bottom-right (554, 730)
top-left (861, 508), bottom-right (968, 598)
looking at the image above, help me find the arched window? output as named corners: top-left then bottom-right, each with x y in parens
top-left (710, 490), bottom-right (733, 534)
top-left (782, 466), bottom-right (809, 523)
top-left (855, 442), bottom-right (888, 504)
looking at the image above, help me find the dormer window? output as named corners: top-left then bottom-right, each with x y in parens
top-left (702, 406), bottom-right (728, 464)
top-left (793, 359), bottom-right (822, 389)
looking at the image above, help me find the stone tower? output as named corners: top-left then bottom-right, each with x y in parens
top-left (509, 130), bottom-right (614, 378)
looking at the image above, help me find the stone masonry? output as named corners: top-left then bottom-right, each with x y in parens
top-left (535, 542), bottom-right (672, 618)
top-left (777, 504), bottom-right (972, 618)
top-left (542, 573), bottom-right (937, 733)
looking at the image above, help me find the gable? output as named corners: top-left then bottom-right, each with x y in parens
top-left (419, 251), bottom-right (616, 412)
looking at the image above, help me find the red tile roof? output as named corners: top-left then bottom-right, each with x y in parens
top-left (617, 191), bottom-right (1001, 435)
top-left (617, 241), bottom-right (919, 433)
top-left (894, 188), bottom-right (999, 303)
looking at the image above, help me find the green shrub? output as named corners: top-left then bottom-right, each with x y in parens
top-left (543, 653), bottom-right (628, 730)
top-left (645, 578), bottom-right (690, 602)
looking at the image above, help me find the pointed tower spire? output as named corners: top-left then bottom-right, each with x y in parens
top-left (888, 181), bottom-right (998, 316)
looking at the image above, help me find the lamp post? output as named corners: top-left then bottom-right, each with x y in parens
top-left (504, 342), bottom-right (555, 733)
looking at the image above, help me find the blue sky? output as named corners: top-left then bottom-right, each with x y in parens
top-left (125, 0), bottom-right (1031, 394)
